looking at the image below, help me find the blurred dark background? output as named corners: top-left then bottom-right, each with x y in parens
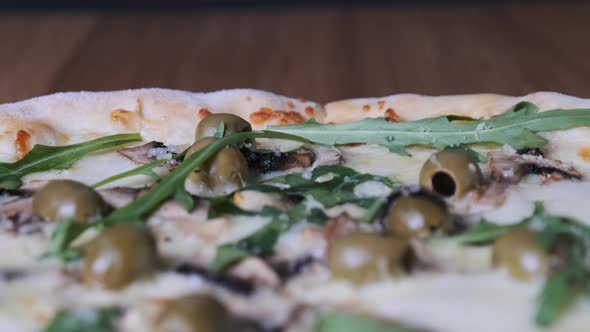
top-left (0, 1), bottom-right (588, 104)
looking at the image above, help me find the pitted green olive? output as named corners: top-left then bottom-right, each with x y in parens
top-left (195, 113), bottom-right (252, 140)
top-left (419, 149), bottom-right (483, 198)
top-left (185, 137), bottom-right (248, 195)
top-left (328, 232), bottom-right (411, 284)
top-left (83, 225), bottom-right (159, 290)
top-left (155, 295), bottom-right (231, 332)
top-left (386, 194), bottom-right (450, 238)
top-left (33, 180), bottom-right (109, 223)
top-left (492, 229), bottom-right (549, 281)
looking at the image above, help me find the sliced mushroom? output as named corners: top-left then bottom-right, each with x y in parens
top-left (118, 141), bottom-right (185, 168)
top-left (488, 150), bottom-right (581, 184)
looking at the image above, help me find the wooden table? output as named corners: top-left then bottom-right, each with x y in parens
top-left (1, 5), bottom-right (589, 104)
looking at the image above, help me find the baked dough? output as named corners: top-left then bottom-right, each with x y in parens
top-left (0, 89), bottom-right (324, 162)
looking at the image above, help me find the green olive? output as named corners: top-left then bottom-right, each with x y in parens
top-left (155, 295), bottom-right (231, 332)
top-left (386, 194), bottom-right (450, 238)
top-left (492, 229), bottom-right (549, 281)
top-left (185, 137), bottom-right (248, 195)
top-left (195, 113), bottom-right (252, 140)
top-left (83, 225), bottom-right (159, 290)
top-left (33, 180), bottom-right (109, 223)
top-left (419, 149), bottom-right (483, 198)
top-left (328, 232), bottom-right (411, 284)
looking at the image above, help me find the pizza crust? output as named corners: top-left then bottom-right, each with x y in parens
top-left (0, 88), bottom-right (324, 162)
top-left (325, 92), bottom-right (590, 123)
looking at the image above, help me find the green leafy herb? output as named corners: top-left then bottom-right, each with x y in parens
top-left (270, 102), bottom-right (590, 155)
top-left (210, 166), bottom-right (394, 271)
top-left (92, 159), bottom-right (166, 188)
top-left (214, 121), bottom-right (225, 138)
top-left (43, 307), bottom-right (122, 332)
top-left (50, 131), bottom-right (308, 256)
top-left (49, 219), bottom-right (89, 262)
top-left (316, 312), bottom-right (415, 332)
top-left (433, 219), bottom-right (525, 246)
top-left (173, 186), bottom-right (196, 211)
top-left (0, 133), bottom-right (141, 188)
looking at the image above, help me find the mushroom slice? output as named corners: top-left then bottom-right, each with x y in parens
top-left (488, 150), bottom-right (581, 184)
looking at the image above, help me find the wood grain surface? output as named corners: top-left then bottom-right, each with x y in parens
top-left (1, 5), bottom-right (589, 104)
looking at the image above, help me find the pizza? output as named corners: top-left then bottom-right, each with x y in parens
top-left (1, 88), bottom-right (590, 332)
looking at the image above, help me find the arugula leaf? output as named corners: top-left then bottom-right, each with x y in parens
top-left (0, 133), bottom-right (141, 188)
top-left (433, 219), bottom-right (525, 245)
top-left (214, 121), bottom-right (225, 138)
top-left (270, 102), bottom-right (590, 155)
top-left (173, 186), bottom-right (196, 211)
top-left (316, 312), bottom-right (415, 332)
top-left (49, 219), bottom-right (89, 262)
top-left (43, 307), bottom-right (122, 332)
top-left (210, 166), bottom-right (392, 271)
top-left (92, 158), bottom-right (166, 188)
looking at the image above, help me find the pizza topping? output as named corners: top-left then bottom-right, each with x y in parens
top-left (488, 150), bottom-right (582, 184)
top-left (32, 180), bottom-right (110, 223)
top-left (241, 146), bottom-right (314, 174)
top-left (0, 133), bottom-right (141, 189)
top-left (44, 307), bottom-right (123, 332)
top-left (14, 129), bottom-right (31, 160)
top-left (439, 203), bottom-right (590, 327)
top-left (195, 113), bottom-right (252, 140)
top-left (185, 137), bottom-right (248, 197)
top-left (83, 224), bottom-right (159, 290)
top-left (492, 229), bottom-right (549, 281)
top-left (269, 255), bottom-right (315, 281)
top-left (271, 102), bottom-right (590, 156)
top-left (0, 196), bottom-right (44, 234)
top-left (327, 232), bottom-right (412, 284)
top-left (419, 149), bottom-right (483, 198)
top-left (154, 294), bottom-right (233, 332)
top-left (316, 312), bottom-right (419, 332)
top-left (118, 141), bottom-right (168, 164)
top-left (174, 263), bottom-right (256, 295)
top-left (384, 191), bottom-right (450, 239)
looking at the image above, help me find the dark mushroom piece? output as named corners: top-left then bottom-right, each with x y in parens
top-left (154, 294), bottom-right (232, 332)
top-left (328, 232), bottom-right (412, 284)
top-left (195, 113), bottom-right (252, 140)
top-left (185, 137), bottom-right (248, 196)
top-left (385, 193), bottom-right (450, 238)
top-left (419, 149), bottom-right (483, 199)
top-left (32, 180), bottom-right (110, 223)
top-left (492, 229), bottom-right (549, 281)
top-left (83, 224), bottom-right (159, 290)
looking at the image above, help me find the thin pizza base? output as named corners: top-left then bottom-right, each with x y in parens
top-left (1, 89), bottom-right (590, 332)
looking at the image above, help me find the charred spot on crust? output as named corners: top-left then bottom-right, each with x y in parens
top-left (517, 147), bottom-right (544, 157)
top-left (174, 263), bottom-right (255, 295)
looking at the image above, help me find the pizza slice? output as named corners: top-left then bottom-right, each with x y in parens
top-left (0, 89), bottom-right (590, 332)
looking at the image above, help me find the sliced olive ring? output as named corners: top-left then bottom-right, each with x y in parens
top-left (384, 190), bottom-right (450, 238)
top-left (492, 229), bottom-right (549, 281)
top-left (83, 224), bottom-right (159, 290)
top-left (185, 137), bottom-right (248, 196)
top-left (419, 149), bottom-right (483, 199)
top-left (328, 232), bottom-right (412, 284)
top-left (155, 294), bottom-right (232, 332)
top-left (32, 179), bottom-right (110, 223)
top-left (195, 113), bottom-right (252, 140)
